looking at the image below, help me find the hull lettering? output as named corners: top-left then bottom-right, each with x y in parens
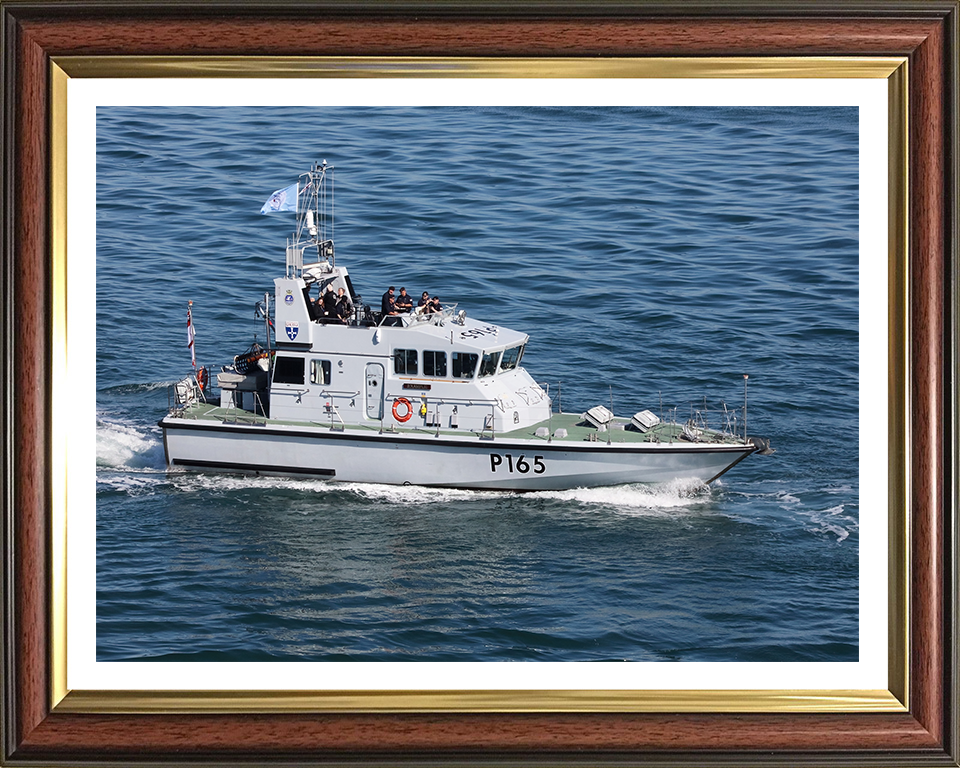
top-left (490, 453), bottom-right (546, 474)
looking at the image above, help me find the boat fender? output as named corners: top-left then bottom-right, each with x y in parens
top-left (392, 397), bottom-right (413, 422)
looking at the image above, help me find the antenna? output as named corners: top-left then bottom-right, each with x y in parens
top-left (264, 292), bottom-right (271, 360)
top-left (743, 374), bottom-right (749, 444)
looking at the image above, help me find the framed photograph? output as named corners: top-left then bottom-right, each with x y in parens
top-left (2, 2), bottom-right (957, 765)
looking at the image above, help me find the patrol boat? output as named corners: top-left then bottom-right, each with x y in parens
top-left (160, 162), bottom-right (771, 491)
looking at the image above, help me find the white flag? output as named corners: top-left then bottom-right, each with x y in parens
top-left (259, 181), bottom-right (299, 214)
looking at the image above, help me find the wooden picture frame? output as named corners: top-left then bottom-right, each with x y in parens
top-left (2, 2), bottom-right (957, 765)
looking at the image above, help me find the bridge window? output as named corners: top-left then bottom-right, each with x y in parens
top-left (310, 359), bottom-right (332, 385)
top-left (452, 352), bottom-right (478, 379)
top-left (423, 350), bottom-right (447, 377)
top-left (500, 344), bottom-right (524, 372)
top-left (393, 348), bottom-right (418, 375)
top-left (273, 355), bottom-right (304, 385)
top-left (479, 350), bottom-right (502, 378)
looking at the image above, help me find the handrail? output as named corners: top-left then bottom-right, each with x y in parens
top-left (480, 404), bottom-right (497, 440)
top-left (317, 390), bottom-right (360, 430)
top-left (399, 302), bottom-right (459, 326)
top-left (325, 402), bottom-right (346, 430)
top-left (384, 393), bottom-right (499, 408)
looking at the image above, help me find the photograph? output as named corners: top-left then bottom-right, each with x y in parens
top-left (3, 2), bottom-right (956, 764)
top-left (96, 105), bottom-right (858, 664)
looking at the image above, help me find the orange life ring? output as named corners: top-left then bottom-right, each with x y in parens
top-left (392, 397), bottom-right (413, 422)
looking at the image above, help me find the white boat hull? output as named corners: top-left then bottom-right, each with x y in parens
top-left (161, 418), bottom-right (755, 491)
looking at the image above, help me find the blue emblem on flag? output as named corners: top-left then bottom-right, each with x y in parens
top-left (285, 322), bottom-right (299, 341)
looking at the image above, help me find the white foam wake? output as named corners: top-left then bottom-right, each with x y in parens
top-left (338, 482), bottom-right (504, 504)
top-left (157, 474), bottom-right (711, 514)
top-left (96, 414), bottom-right (164, 469)
top-left (531, 477), bottom-right (712, 512)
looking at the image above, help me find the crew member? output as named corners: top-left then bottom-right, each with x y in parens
top-left (336, 287), bottom-right (353, 323)
top-left (395, 287), bottom-right (414, 313)
top-left (381, 286), bottom-right (397, 316)
top-left (322, 286), bottom-right (338, 317)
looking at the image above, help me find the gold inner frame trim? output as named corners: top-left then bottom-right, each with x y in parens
top-left (886, 62), bottom-right (910, 711)
top-left (54, 55), bottom-right (905, 79)
top-left (49, 55), bottom-right (909, 715)
top-left (55, 688), bottom-right (905, 715)
top-left (50, 62), bottom-right (69, 708)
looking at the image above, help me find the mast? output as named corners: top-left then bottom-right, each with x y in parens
top-left (286, 159), bottom-right (334, 278)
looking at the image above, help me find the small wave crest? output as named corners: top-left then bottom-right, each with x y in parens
top-left (801, 504), bottom-right (858, 543)
top-left (729, 487), bottom-right (858, 542)
top-left (98, 380), bottom-right (176, 395)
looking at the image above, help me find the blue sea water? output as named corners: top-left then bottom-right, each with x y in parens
top-left (96, 105), bottom-right (859, 662)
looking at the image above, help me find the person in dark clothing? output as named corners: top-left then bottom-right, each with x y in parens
top-left (336, 287), bottom-right (353, 323)
top-left (417, 291), bottom-right (430, 311)
top-left (322, 286), bottom-right (338, 317)
top-left (395, 287), bottom-right (414, 313)
top-left (428, 296), bottom-right (442, 314)
top-left (305, 284), bottom-right (322, 320)
top-left (312, 290), bottom-right (327, 320)
top-left (381, 286), bottom-right (397, 316)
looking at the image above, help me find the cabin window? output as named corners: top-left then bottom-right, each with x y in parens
top-left (499, 344), bottom-right (524, 372)
top-left (423, 350), bottom-right (447, 377)
top-left (310, 359), bottom-right (332, 385)
top-left (393, 348), bottom-right (418, 375)
top-left (273, 355), bottom-right (305, 385)
top-left (451, 352), bottom-right (478, 379)
top-left (478, 350), bottom-right (502, 378)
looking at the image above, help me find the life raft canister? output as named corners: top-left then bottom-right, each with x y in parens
top-left (392, 397), bottom-right (413, 422)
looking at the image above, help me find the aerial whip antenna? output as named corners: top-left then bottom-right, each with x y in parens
top-left (743, 374), bottom-right (749, 444)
